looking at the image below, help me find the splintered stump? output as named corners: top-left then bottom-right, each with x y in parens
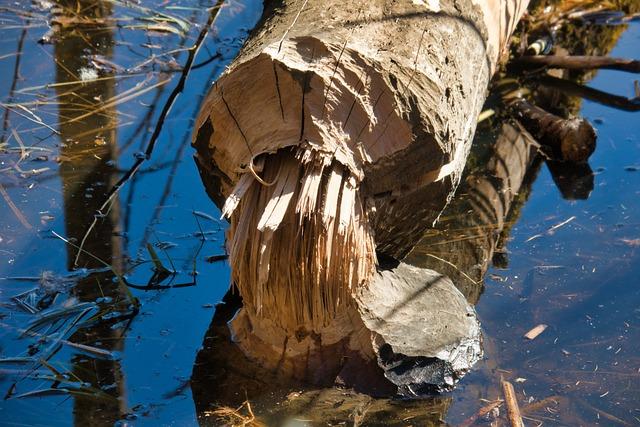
top-left (193, 0), bottom-right (529, 392)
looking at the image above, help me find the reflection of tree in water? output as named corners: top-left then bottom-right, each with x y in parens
top-left (191, 2), bottom-right (639, 422)
top-left (404, 122), bottom-right (540, 304)
top-left (190, 121), bottom-right (540, 425)
top-left (191, 289), bottom-right (453, 426)
top-left (54, 1), bottom-right (127, 424)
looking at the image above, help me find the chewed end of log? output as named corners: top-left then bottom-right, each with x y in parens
top-left (559, 117), bottom-right (597, 163)
top-left (223, 145), bottom-right (377, 332)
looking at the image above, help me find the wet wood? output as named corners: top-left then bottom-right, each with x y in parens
top-left (511, 98), bottom-right (596, 162)
top-left (514, 55), bottom-right (640, 73)
top-left (460, 399), bottom-right (504, 427)
top-left (502, 380), bottom-right (525, 427)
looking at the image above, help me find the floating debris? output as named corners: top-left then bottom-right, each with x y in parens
top-left (524, 324), bottom-right (549, 340)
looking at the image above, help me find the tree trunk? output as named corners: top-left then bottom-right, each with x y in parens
top-left (404, 121), bottom-right (540, 303)
top-left (192, 122), bottom-right (543, 401)
top-left (193, 0), bottom-right (529, 336)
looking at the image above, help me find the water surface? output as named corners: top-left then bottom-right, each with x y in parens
top-left (0, 1), bottom-right (639, 426)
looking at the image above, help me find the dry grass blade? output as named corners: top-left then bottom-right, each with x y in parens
top-left (106, 0), bottom-right (191, 33)
top-left (0, 102), bottom-right (59, 134)
top-left (22, 303), bottom-right (97, 337)
top-left (0, 182), bottom-right (32, 229)
top-left (124, 23), bottom-right (183, 36)
top-left (13, 384), bottom-right (116, 401)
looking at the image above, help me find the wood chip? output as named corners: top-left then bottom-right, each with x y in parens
top-left (524, 324), bottom-right (548, 340)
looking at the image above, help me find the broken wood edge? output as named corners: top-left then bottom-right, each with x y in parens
top-left (223, 145), bottom-right (377, 332)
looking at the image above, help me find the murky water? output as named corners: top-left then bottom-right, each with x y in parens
top-left (0, 1), bottom-right (639, 426)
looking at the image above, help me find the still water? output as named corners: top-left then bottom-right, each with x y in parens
top-left (0, 1), bottom-right (639, 425)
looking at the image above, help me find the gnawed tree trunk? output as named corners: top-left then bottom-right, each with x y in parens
top-left (194, 0), bottom-right (529, 330)
top-left (193, 0), bottom-right (529, 384)
top-left (191, 123), bottom-right (545, 410)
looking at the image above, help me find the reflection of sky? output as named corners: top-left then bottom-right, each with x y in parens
top-left (456, 21), bottom-right (640, 427)
top-left (95, 3), bottom-right (264, 425)
top-left (478, 23), bottom-right (640, 326)
top-left (0, 1), bottom-right (262, 425)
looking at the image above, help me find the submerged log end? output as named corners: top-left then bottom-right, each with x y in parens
top-left (511, 99), bottom-right (597, 162)
top-left (555, 117), bottom-right (597, 163)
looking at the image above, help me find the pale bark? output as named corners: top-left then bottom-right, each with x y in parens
top-left (194, 0), bottom-right (529, 335)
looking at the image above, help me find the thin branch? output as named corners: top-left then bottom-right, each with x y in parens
top-left (536, 75), bottom-right (640, 112)
top-left (513, 55), bottom-right (640, 73)
top-left (74, 2), bottom-right (227, 266)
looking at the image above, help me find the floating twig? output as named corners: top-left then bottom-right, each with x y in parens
top-left (502, 380), bottom-right (525, 427)
top-left (459, 399), bottom-right (504, 427)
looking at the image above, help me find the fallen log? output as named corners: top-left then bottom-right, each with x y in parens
top-left (510, 98), bottom-right (596, 162)
top-left (191, 123), bottom-right (546, 409)
top-left (194, 0), bottom-right (530, 331)
top-left (193, 1), bottom-right (531, 391)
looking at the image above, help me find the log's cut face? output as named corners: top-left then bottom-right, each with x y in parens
top-left (192, 0), bottom-right (529, 390)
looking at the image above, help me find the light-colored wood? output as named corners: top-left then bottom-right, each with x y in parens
top-left (194, 0), bottom-right (530, 333)
top-left (524, 324), bottom-right (548, 340)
